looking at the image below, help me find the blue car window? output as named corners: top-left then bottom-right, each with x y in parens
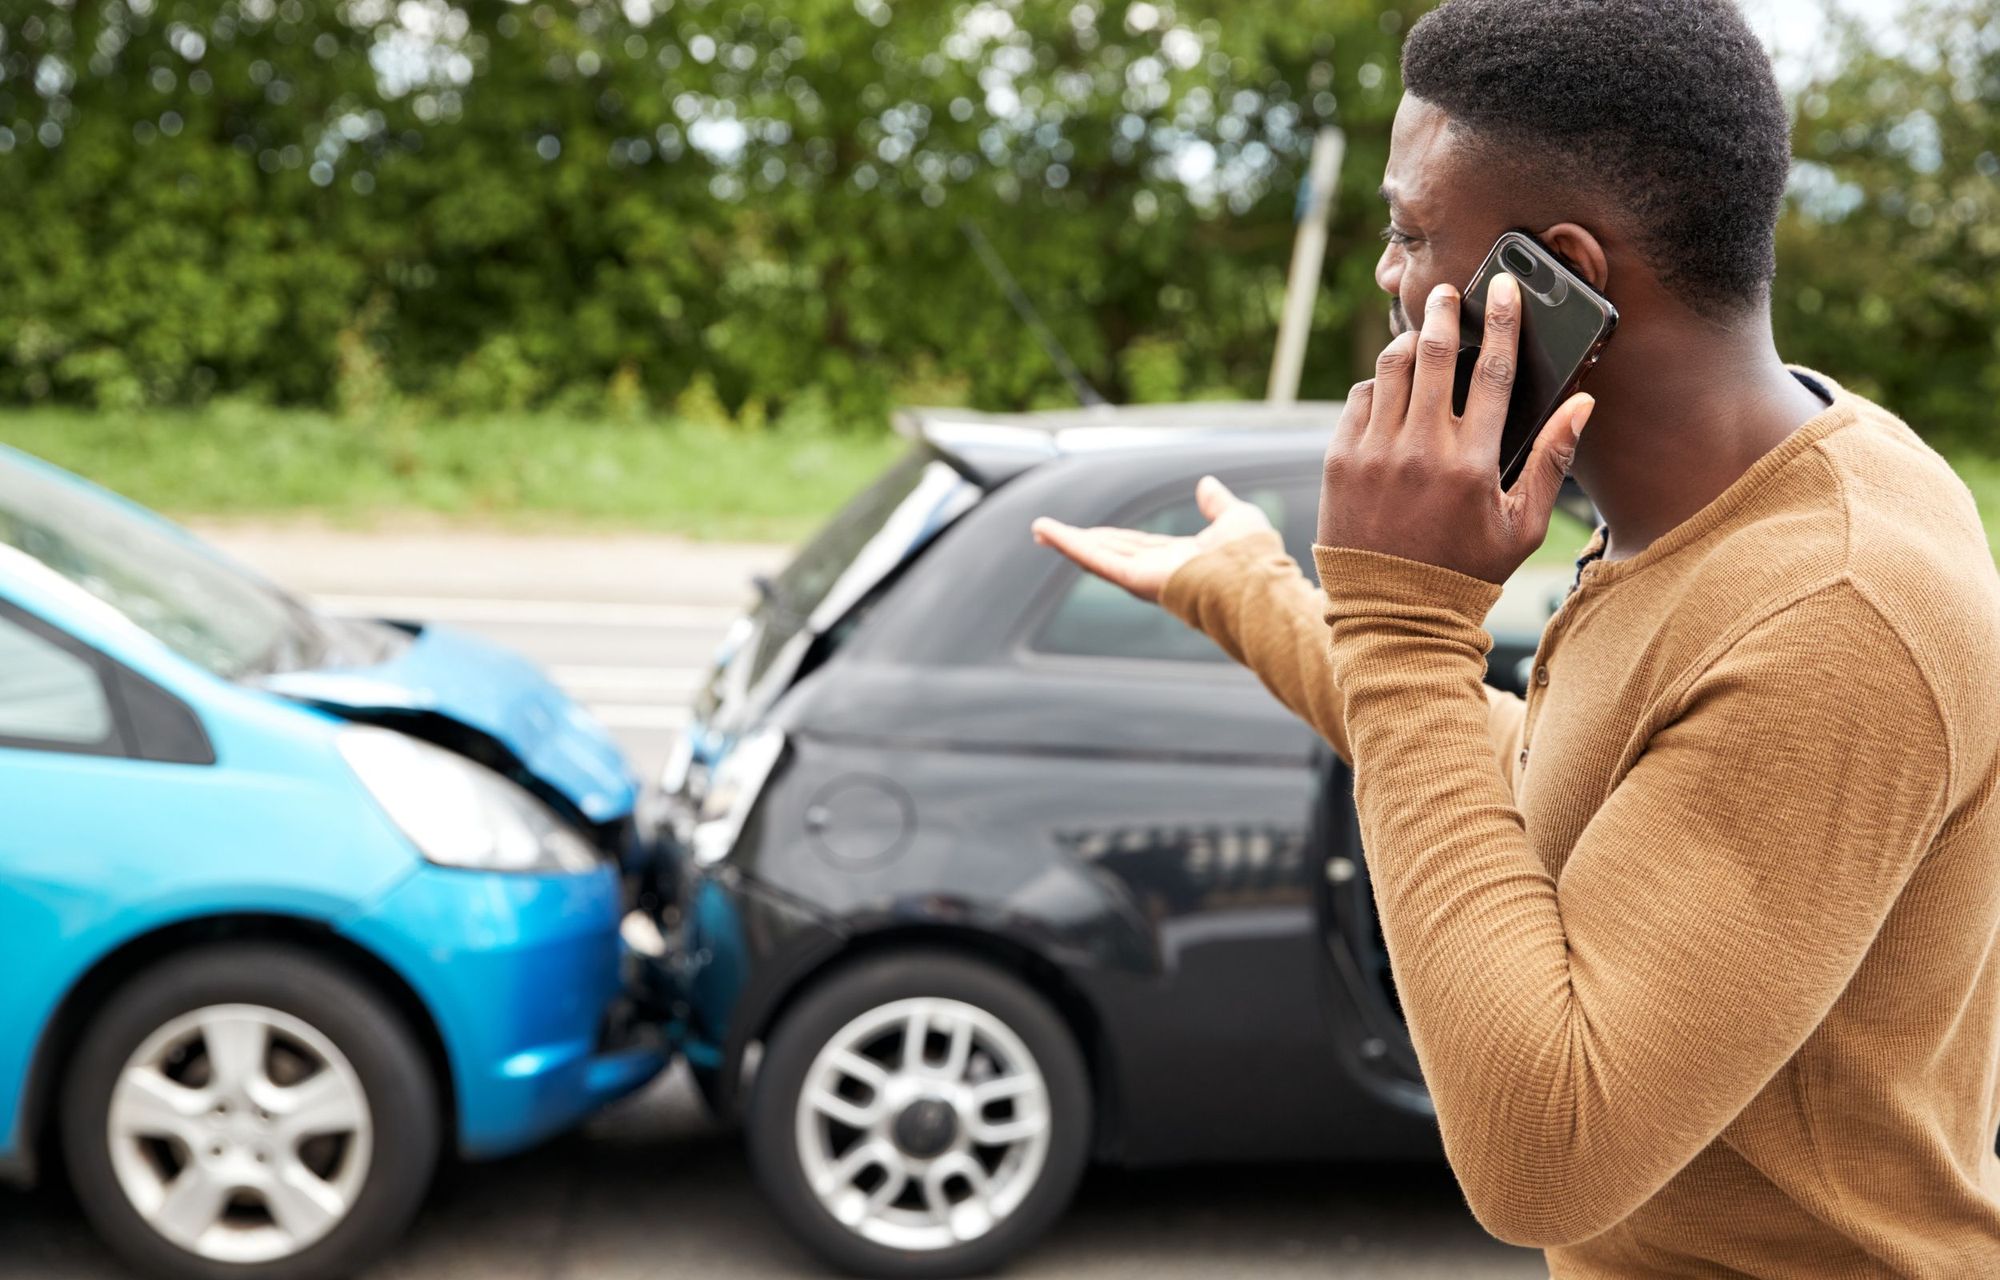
top-left (0, 452), bottom-right (324, 678)
top-left (1033, 480), bottom-right (1319, 664)
top-left (0, 607), bottom-right (113, 746)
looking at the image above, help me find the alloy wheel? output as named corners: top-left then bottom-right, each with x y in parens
top-left (794, 995), bottom-right (1053, 1253)
top-left (105, 1002), bottom-right (373, 1265)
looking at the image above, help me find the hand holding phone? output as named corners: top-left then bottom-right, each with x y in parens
top-left (1453, 231), bottom-right (1618, 489)
top-left (1316, 237), bottom-right (1603, 584)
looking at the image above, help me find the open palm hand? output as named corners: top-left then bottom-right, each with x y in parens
top-left (1030, 475), bottom-right (1275, 604)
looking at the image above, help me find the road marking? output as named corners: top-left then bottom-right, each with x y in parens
top-left (316, 595), bottom-right (744, 629)
top-left (551, 666), bottom-right (705, 697)
top-left (586, 704), bottom-right (693, 730)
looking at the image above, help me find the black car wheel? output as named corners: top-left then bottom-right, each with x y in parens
top-left (748, 950), bottom-right (1091, 1278)
top-left (60, 944), bottom-right (440, 1280)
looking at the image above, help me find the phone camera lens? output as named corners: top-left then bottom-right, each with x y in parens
top-left (1500, 243), bottom-right (1537, 278)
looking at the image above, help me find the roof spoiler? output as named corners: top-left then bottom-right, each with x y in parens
top-left (892, 401), bottom-right (1346, 489)
top-left (891, 408), bottom-right (1067, 487)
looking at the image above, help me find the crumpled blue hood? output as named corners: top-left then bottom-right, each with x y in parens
top-left (264, 624), bottom-right (638, 825)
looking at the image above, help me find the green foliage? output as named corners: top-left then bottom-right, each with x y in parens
top-left (1118, 334), bottom-right (1187, 402)
top-left (0, 0), bottom-right (1418, 423)
top-left (1773, 0), bottom-right (1999, 451)
top-left (0, 0), bottom-right (1992, 452)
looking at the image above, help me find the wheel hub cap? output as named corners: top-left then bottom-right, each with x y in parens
top-left (891, 1096), bottom-right (959, 1158)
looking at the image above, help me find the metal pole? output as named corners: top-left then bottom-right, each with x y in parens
top-left (1267, 127), bottom-right (1345, 404)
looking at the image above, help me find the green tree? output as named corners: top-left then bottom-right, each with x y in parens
top-left (0, 0), bottom-right (1423, 419)
top-left (6, 0), bottom-right (1990, 449)
top-left (1772, 0), bottom-right (1999, 451)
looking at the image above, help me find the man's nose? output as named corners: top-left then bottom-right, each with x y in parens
top-left (1374, 244), bottom-right (1400, 297)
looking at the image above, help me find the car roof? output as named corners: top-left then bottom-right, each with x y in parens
top-left (893, 400), bottom-right (1343, 487)
top-left (896, 399), bottom-right (1601, 535)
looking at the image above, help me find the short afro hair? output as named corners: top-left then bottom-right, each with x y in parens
top-left (1400, 0), bottom-right (1792, 316)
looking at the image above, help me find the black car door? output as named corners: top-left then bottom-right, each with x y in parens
top-left (1003, 470), bottom-right (1447, 1163)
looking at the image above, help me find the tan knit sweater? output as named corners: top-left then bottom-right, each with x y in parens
top-left (1159, 370), bottom-right (2000, 1277)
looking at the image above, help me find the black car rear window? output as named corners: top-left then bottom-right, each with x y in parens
top-left (746, 447), bottom-right (975, 689)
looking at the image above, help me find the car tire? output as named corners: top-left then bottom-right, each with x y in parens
top-left (60, 944), bottom-right (440, 1280)
top-left (748, 950), bottom-right (1091, 1279)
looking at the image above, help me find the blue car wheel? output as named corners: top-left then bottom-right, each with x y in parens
top-left (59, 944), bottom-right (440, 1280)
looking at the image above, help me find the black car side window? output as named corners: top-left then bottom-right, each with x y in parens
top-left (1032, 480), bottom-right (1320, 664)
top-left (0, 605), bottom-right (118, 750)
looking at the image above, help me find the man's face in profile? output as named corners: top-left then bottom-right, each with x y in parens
top-left (1373, 94), bottom-right (1514, 339)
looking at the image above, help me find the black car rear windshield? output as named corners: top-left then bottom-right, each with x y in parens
top-left (744, 446), bottom-right (978, 690)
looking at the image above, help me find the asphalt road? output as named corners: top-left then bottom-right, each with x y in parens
top-left (0, 524), bottom-right (1549, 1280)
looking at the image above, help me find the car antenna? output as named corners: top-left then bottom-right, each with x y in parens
top-left (959, 219), bottom-right (1108, 409)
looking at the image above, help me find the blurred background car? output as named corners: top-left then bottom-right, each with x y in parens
top-left (0, 446), bottom-right (667, 1280)
top-left (644, 401), bottom-right (1581, 1278)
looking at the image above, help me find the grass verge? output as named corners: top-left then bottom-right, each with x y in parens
top-left (0, 404), bottom-right (905, 543)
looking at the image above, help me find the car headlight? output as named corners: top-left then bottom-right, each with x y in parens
top-left (337, 727), bottom-right (602, 874)
top-left (691, 726), bottom-right (785, 866)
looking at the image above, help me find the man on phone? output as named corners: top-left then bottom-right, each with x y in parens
top-left (1033, 0), bottom-right (2000, 1274)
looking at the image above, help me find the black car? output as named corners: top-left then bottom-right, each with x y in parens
top-left (645, 402), bottom-right (1577, 1278)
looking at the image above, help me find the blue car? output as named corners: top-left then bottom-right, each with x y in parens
top-left (0, 446), bottom-right (668, 1279)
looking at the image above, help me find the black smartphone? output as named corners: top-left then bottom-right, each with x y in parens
top-left (1452, 229), bottom-right (1618, 489)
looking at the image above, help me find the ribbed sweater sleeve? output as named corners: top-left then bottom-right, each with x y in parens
top-left (1158, 529), bottom-right (1528, 774)
top-left (1309, 544), bottom-right (1952, 1247)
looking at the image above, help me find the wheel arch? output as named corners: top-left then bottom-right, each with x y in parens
top-left (727, 923), bottom-right (1124, 1160)
top-left (12, 913), bottom-right (456, 1188)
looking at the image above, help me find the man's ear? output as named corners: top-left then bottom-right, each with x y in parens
top-left (1537, 222), bottom-right (1610, 294)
